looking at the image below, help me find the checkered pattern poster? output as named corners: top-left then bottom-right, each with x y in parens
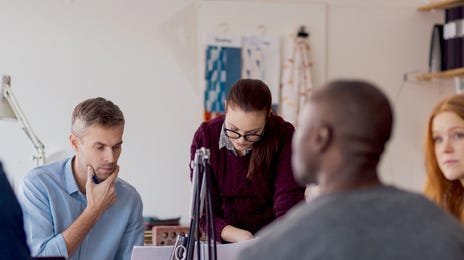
top-left (204, 34), bottom-right (242, 121)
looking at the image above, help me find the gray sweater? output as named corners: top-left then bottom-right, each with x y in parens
top-left (238, 185), bottom-right (464, 260)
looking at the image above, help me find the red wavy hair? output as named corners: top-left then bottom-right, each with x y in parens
top-left (424, 94), bottom-right (464, 222)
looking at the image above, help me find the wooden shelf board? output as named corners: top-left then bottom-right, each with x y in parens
top-left (417, 67), bottom-right (464, 80)
top-left (417, 0), bottom-right (464, 12)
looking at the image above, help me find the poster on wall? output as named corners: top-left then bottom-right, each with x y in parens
top-left (204, 33), bottom-right (241, 121)
top-left (241, 35), bottom-right (281, 111)
top-left (197, 1), bottom-right (327, 121)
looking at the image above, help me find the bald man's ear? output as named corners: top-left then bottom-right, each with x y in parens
top-left (315, 125), bottom-right (332, 153)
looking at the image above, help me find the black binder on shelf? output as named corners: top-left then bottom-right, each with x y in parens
top-left (429, 24), bottom-right (445, 73)
top-left (444, 6), bottom-right (464, 70)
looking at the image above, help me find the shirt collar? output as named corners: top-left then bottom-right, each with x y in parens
top-left (219, 123), bottom-right (251, 156)
top-left (64, 157), bottom-right (80, 195)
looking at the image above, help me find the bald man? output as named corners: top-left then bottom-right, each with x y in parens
top-left (237, 80), bottom-right (464, 260)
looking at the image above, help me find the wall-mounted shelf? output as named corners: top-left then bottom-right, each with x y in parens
top-left (417, 1), bottom-right (464, 93)
top-left (417, 67), bottom-right (464, 80)
top-left (417, 0), bottom-right (464, 12)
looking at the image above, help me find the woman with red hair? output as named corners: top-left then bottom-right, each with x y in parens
top-left (424, 94), bottom-right (464, 222)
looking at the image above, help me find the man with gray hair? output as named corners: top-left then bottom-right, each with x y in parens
top-left (18, 97), bottom-right (144, 260)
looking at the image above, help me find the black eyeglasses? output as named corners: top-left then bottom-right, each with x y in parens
top-left (224, 127), bottom-right (264, 142)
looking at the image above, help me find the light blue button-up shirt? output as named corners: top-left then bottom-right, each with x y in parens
top-left (18, 157), bottom-right (144, 260)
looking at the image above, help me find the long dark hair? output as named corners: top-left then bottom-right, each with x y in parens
top-left (226, 79), bottom-right (280, 179)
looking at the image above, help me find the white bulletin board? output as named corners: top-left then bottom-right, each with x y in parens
top-left (196, 1), bottom-right (328, 90)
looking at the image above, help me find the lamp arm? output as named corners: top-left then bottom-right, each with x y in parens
top-left (2, 84), bottom-right (45, 165)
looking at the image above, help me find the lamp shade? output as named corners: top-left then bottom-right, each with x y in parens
top-left (0, 74), bottom-right (46, 165)
top-left (0, 96), bottom-right (16, 119)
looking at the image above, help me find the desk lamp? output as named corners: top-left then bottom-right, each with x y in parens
top-left (0, 75), bottom-right (45, 166)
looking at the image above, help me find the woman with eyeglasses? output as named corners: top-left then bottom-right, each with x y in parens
top-left (424, 94), bottom-right (464, 222)
top-left (190, 78), bottom-right (305, 243)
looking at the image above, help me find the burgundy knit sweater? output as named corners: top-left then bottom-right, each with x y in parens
top-left (190, 115), bottom-right (305, 242)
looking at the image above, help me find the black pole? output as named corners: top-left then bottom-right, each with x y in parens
top-left (181, 148), bottom-right (216, 260)
top-left (205, 160), bottom-right (217, 260)
top-left (196, 164), bottom-right (202, 260)
top-left (186, 159), bottom-right (202, 260)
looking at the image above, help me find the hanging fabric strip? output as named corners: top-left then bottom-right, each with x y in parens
top-left (241, 35), bottom-right (281, 112)
top-left (280, 33), bottom-right (313, 127)
top-left (241, 36), bottom-right (265, 79)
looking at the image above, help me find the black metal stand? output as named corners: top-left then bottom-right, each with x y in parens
top-left (171, 148), bottom-right (217, 260)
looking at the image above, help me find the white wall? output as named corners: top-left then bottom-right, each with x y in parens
top-left (0, 0), bottom-right (454, 224)
top-left (0, 0), bottom-right (200, 223)
top-left (325, 1), bottom-right (454, 189)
